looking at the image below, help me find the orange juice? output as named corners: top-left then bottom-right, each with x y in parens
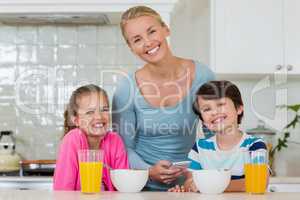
top-left (244, 163), bottom-right (268, 194)
top-left (79, 161), bottom-right (103, 193)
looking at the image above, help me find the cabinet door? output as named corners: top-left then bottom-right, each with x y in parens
top-left (284, 0), bottom-right (300, 74)
top-left (212, 0), bottom-right (284, 74)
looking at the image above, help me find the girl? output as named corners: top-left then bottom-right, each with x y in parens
top-left (53, 84), bottom-right (129, 191)
top-left (112, 6), bottom-right (215, 191)
top-left (169, 80), bottom-right (268, 192)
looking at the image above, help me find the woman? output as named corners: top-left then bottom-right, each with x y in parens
top-left (112, 6), bottom-right (215, 191)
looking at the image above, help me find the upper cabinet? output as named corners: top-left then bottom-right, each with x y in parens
top-left (284, 0), bottom-right (300, 74)
top-left (210, 0), bottom-right (300, 75)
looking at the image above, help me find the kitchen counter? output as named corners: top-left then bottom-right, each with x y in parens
top-left (1, 190), bottom-right (300, 200)
top-left (1, 176), bottom-right (300, 192)
top-left (1, 176), bottom-right (299, 183)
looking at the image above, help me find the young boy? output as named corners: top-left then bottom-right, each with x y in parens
top-left (169, 80), bottom-right (268, 192)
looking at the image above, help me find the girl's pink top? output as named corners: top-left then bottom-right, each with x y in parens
top-left (53, 128), bottom-right (129, 191)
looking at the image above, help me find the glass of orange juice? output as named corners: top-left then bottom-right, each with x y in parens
top-left (244, 149), bottom-right (268, 194)
top-left (78, 149), bottom-right (104, 193)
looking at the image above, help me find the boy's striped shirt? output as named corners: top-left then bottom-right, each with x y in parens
top-left (188, 133), bottom-right (267, 180)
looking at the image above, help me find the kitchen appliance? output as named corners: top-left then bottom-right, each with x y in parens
top-left (19, 160), bottom-right (55, 176)
top-left (0, 131), bottom-right (21, 173)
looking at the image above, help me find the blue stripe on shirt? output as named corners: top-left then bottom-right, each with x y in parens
top-left (249, 141), bottom-right (267, 151)
top-left (231, 175), bottom-right (245, 180)
top-left (240, 137), bottom-right (260, 148)
top-left (197, 139), bottom-right (215, 150)
top-left (189, 160), bottom-right (202, 170)
top-left (191, 143), bottom-right (198, 153)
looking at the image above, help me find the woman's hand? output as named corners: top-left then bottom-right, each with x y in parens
top-left (149, 160), bottom-right (184, 184)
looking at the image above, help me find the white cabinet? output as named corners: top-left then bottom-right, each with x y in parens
top-left (268, 183), bottom-right (300, 193)
top-left (284, 0), bottom-right (300, 74)
top-left (0, 177), bottom-right (53, 190)
top-left (210, 0), bottom-right (300, 75)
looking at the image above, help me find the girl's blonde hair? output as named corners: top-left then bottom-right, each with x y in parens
top-left (120, 5), bottom-right (166, 44)
top-left (63, 84), bottom-right (108, 136)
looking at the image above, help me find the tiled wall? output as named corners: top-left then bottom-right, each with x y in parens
top-left (0, 24), bottom-right (142, 159)
top-left (1, 23), bottom-right (300, 177)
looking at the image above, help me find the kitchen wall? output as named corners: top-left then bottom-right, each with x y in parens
top-left (0, 24), bottom-right (142, 160)
top-left (171, 0), bottom-right (300, 176)
top-left (0, 0), bottom-right (299, 177)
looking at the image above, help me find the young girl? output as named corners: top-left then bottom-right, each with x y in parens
top-left (53, 84), bottom-right (129, 191)
top-left (169, 80), bottom-right (268, 192)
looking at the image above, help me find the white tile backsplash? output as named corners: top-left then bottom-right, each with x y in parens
top-left (77, 44), bottom-right (97, 65)
top-left (16, 26), bottom-right (38, 44)
top-left (78, 26), bottom-right (97, 45)
top-left (97, 45), bottom-right (117, 66)
top-left (0, 23), bottom-right (138, 160)
top-left (97, 26), bottom-right (117, 44)
top-left (57, 45), bottom-right (77, 64)
top-left (37, 45), bottom-right (56, 64)
top-left (0, 65), bottom-right (15, 85)
top-left (38, 26), bottom-right (57, 45)
top-left (18, 45), bottom-right (37, 63)
top-left (0, 45), bottom-right (17, 63)
top-left (0, 26), bottom-right (16, 44)
top-left (0, 23), bottom-right (299, 178)
top-left (57, 26), bottom-right (77, 45)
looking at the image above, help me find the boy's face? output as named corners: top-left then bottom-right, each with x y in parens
top-left (197, 97), bottom-right (243, 134)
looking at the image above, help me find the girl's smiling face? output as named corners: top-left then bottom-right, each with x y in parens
top-left (197, 96), bottom-right (243, 134)
top-left (73, 91), bottom-right (110, 138)
top-left (123, 15), bottom-right (170, 64)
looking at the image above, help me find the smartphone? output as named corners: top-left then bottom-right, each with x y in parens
top-left (172, 161), bottom-right (191, 168)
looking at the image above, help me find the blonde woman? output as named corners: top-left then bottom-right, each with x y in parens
top-left (112, 6), bottom-right (215, 191)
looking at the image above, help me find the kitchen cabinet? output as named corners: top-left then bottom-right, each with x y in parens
top-left (268, 177), bottom-right (300, 192)
top-left (0, 177), bottom-right (53, 190)
top-left (210, 0), bottom-right (300, 75)
top-left (268, 184), bottom-right (300, 193)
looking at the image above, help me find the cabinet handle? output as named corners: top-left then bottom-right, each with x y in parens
top-left (269, 186), bottom-right (277, 192)
top-left (275, 65), bottom-right (283, 70)
top-left (287, 65), bottom-right (293, 71)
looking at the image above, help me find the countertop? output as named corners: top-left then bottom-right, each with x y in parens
top-left (1, 176), bottom-right (300, 192)
top-left (1, 176), bottom-right (300, 184)
top-left (1, 190), bottom-right (300, 200)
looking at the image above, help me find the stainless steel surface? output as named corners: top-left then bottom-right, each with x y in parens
top-left (0, 13), bottom-right (119, 25)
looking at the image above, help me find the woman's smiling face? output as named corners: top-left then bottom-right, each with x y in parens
top-left (197, 97), bottom-right (243, 134)
top-left (123, 15), bottom-right (170, 64)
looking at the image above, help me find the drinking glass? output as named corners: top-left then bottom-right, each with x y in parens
top-left (78, 149), bottom-right (104, 193)
top-left (244, 149), bottom-right (268, 194)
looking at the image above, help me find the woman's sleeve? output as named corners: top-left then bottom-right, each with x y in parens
top-left (53, 135), bottom-right (79, 190)
top-left (112, 76), bottom-right (151, 169)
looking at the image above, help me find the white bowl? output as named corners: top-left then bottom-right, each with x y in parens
top-left (192, 169), bottom-right (231, 194)
top-left (110, 169), bottom-right (148, 192)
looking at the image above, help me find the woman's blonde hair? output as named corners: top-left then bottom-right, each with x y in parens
top-left (120, 6), bottom-right (166, 44)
